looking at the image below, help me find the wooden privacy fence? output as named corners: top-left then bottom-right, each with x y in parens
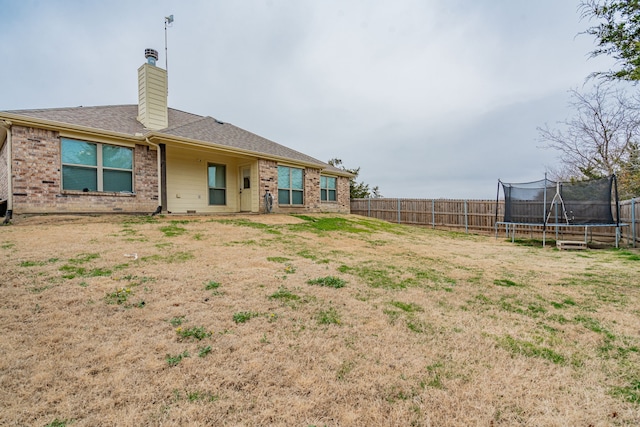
top-left (350, 197), bottom-right (640, 247)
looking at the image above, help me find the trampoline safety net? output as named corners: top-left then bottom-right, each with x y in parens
top-left (500, 176), bottom-right (617, 225)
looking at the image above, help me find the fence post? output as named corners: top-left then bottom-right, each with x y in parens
top-left (397, 198), bottom-right (401, 224)
top-left (368, 197), bottom-right (371, 218)
top-left (432, 199), bottom-right (435, 229)
top-left (464, 200), bottom-right (468, 234)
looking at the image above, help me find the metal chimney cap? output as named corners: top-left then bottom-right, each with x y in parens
top-left (144, 48), bottom-right (159, 65)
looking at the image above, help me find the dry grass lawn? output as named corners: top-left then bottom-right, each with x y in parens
top-left (1, 213), bottom-right (639, 426)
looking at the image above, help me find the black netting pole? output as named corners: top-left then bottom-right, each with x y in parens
top-left (613, 174), bottom-right (620, 225)
top-left (495, 180), bottom-right (501, 226)
top-left (543, 173), bottom-right (548, 233)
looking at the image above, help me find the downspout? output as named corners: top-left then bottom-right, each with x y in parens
top-left (1, 120), bottom-right (12, 224)
top-left (145, 138), bottom-right (163, 215)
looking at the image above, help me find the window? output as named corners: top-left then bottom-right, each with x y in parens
top-left (61, 138), bottom-right (133, 192)
top-left (208, 164), bottom-right (226, 205)
top-left (278, 166), bottom-right (304, 205)
top-left (321, 176), bottom-right (337, 201)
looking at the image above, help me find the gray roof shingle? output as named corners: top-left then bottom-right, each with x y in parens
top-left (162, 116), bottom-right (326, 165)
top-left (2, 105), bottom-right (330, 167)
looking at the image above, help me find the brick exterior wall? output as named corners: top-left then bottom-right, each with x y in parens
top-left (6, 126), bottom-right (348, 216)
top-left (320, 175), bottom-right (351, 213)
top-left (257, 158), bottom-right (349, 214)
top-left (0, 137), bottom-right (8, 203)
top-left (305, 168), bottom-right (322, 211)
top-left (10, 125), bottom-right (158, 214)
top-left (258, 159), bottom-right (278, 213)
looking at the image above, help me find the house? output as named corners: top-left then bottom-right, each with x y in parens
top-left (0, 49), bottom-right (351, 221)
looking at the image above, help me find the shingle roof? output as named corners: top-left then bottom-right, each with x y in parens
top-left (2, 105), bottom-right (330, 167)
top-left (162, 116), bottom-right (326, 165)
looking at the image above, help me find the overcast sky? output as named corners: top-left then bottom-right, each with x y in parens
top-left (0, 0), bottom-right (617, 199)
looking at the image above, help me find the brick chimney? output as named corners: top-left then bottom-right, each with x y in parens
top-left (137, 49), bottom-right (168, 130)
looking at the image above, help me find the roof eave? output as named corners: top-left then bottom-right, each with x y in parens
top-left (0, 112), bottom-right (146, 144)
top-left (0, 111), bottom-right (348, 173)
top-left (326, 169), bottom-right (355, 178)
top-left (146, 132), bottom-right (329, 169)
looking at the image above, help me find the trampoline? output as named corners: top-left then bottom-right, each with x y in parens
top-left (495, 175), bottom-right (627, 247)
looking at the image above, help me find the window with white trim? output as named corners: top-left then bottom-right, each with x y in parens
top-left (61, 138), bottom-right (133, 192)
top-left (277, 166), bottom-right (304, 205)
top-left (208, 163), bottom-right (226, 205)
top-left (320, 176), bottom-right (337, 201)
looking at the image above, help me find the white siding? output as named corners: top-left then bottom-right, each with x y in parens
top-left (166, 145), bottom-right (245, 213)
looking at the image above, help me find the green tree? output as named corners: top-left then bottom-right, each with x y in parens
top-left (578, 1), bottom-right (640, 197)
top-left (581, 0), bottom-right (640, 80)
top-left (617, 142), bottom-right (640, 197)
top-left (328, 158), bottom-right (381, 199)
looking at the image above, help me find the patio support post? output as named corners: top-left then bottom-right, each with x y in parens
top-left (159, 143), bottom-right (167, 212)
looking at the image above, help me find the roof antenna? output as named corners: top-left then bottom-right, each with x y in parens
top-left (164, 14), bottom-right (174, 95)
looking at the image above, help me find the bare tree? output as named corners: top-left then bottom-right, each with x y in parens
top-left (537, 83), bottom-right (640, 191)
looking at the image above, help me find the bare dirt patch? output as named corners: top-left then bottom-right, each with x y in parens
top-left (1, 213), bottom-right (639, 426)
